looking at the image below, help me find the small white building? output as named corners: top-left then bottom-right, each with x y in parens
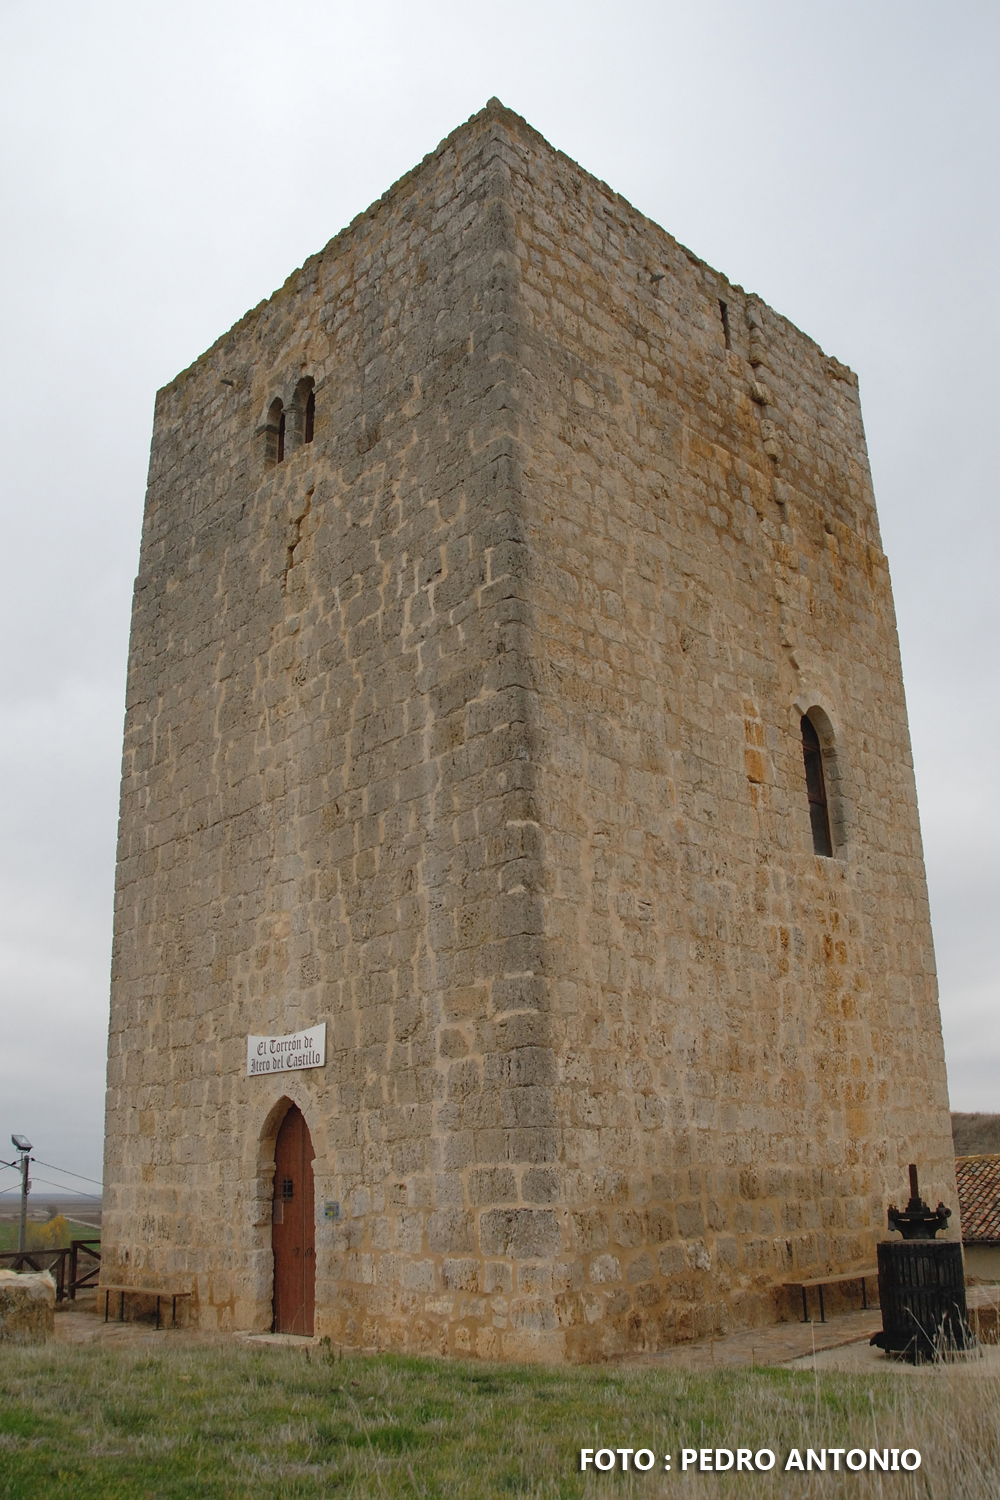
top-left (955, 1155), bottom-right (1000, 1282)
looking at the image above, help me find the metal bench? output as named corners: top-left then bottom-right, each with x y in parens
top-left (101, 1283), bottom-right (192, 1329)
top-left (783, 1269), bottom-right (877, 1323)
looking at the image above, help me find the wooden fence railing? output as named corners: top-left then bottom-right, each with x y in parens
top-left (0, 1239), bottom-right (100, 1302)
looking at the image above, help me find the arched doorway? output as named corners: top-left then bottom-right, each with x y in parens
top-left (271, 1104), bottom-right (315, 1334)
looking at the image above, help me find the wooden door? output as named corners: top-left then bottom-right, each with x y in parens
top-left (271, 1104), bottom-right (315, 1334)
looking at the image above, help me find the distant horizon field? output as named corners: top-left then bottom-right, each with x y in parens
top-left (0, 1216), bottom-right (100, 1253)
top-left (0, 1195), bottom-right (101, 1227)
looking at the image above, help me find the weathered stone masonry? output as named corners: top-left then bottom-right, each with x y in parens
top-left (103, 98), bottom-right (957, 1360)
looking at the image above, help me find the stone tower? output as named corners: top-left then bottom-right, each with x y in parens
top-left (103, 99), bottom-right (957, 1360)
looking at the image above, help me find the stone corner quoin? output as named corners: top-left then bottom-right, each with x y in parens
top-left (102, 98), bottom-right (955, 1362)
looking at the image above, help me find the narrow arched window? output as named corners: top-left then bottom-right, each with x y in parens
top-left (288, 377), bottom-right (315, 452)
top-left (801, 715), bottom-right (833, 856)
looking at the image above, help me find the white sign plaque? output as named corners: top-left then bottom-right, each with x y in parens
top-left (247, 1023), bottom-right (326, 1076)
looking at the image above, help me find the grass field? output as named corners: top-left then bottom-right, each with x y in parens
top-left (1, 1337), bottom-right (998, 1499)
top-left (0, 1219), bottom-right (100, 1253)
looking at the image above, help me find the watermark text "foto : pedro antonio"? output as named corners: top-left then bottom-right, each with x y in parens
top-left (580, 1447), bottom-right (922, 1473)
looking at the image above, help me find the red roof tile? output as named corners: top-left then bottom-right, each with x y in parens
top-left (955, 1155), bottom-right (1000, 1245)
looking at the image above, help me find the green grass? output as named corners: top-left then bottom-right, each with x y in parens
top-left (0, 1220), bottom-right (100, 1253)
top-left (0, 1337), bottom-right (997, 1498)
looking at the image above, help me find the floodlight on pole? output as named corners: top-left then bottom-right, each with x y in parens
top-left (11, 1136), bottom-right (32, 1254)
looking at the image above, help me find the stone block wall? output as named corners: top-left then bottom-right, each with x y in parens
top-left (103, 99), bottom-right (955, 1360)
top-left (504, 116), bottom-right (954, 1355)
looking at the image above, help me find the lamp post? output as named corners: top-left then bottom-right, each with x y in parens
top-left (11, 1136), bottom-right (32, 1254)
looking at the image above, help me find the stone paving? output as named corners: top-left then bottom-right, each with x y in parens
top-left (786, 1340), bottom-right (1000, 1376)
top-left (624, 1308), bottom-right (883, 1372)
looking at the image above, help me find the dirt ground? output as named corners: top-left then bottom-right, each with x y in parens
top-left (53, 1284), bottom-right (1000, 1375)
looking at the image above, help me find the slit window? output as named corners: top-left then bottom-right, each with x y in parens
top-left (801, 715), bottom-right (833, 856)
top-left (304, 388), bottom-right (315, 444)
top-left (719, 299), bottom-right (731, 350)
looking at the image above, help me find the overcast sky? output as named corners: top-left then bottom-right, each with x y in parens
top-left (1, 0), bottom-right (997, 1192)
